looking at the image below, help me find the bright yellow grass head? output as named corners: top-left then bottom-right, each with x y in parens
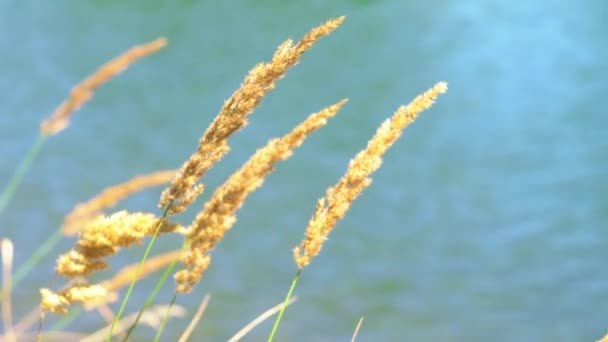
top-left (294, 82), bottom-right (448, 269)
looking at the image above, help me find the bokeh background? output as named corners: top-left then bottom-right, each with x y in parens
top-left (1, 1), bottom-right (606, 341)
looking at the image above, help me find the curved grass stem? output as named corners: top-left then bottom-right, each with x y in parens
top-left (268, 269), bottom-right (301, 342)
top-left (122, 242), bottom-right (187, 341)
top-left (0, 134), bottom-right (47, 219)
top-left (107, 201), bottom-right (173, 341)
top-left (153, 292), bottom-right (177, 342)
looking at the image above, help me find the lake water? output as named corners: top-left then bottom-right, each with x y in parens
top-left (1, 1), bottom-right (606, 341)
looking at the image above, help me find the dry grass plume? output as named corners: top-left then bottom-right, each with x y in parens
top-left (293, 82), bottom-right (448, 269)
top-left (40, 37), bottom-right (167, 136)
top-left (159, 17), bottom-right (345, 214)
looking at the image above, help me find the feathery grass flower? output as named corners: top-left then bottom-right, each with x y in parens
top-left (56, 250), bottom-right (109, 278)
top-left (44, 251), bottom-right (182, 314)
top-left (40, 38), bottom-right (167, 136)
top-left (56, 211), bottom-right (182, 278)
top-left (293, 82), bottom-right (447, 269)
top-left (159, 17), bottom-right (345, 214)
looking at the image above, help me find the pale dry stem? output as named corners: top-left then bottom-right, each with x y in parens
top-left (351, 317), bottom-right (365, 342)
top-left (228, 296), bottom-right (298, 342)
top-left (93, 303), bottom-right (116, 324)
top-left (1, 239), bottom-right (15, 342)
top-left (178, 294), bottom-right (210, 342)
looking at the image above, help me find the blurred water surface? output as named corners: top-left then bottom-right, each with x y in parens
top-left (1, 1), bottom-right (606, 341)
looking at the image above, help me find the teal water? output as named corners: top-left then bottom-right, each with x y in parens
top-left (1, 1), bottom-right (607, 341)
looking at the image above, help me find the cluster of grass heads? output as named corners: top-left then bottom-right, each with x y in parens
top-left (0, 16), bottom-right (449, 341)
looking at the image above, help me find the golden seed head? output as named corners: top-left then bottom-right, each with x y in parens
top-left (41, 38), bottom-right (167, 136)
top-left (56, 250), bottom-right (108, 277)
top-left (56, 211), bottom-right (182, 278)
top-left (64, 284), bottom-right (107, 303)
top-left (40, 288), bottom-right (70, 314)
top-left (159, 17), bottom-right (346, 214)
top-left (294, 82), bottom-right (447, 269)
top-left (76, 211), bottom-right (179, 253)
top-left (40, 285), bottom-right (107, 314)
top-left (174, 254), bottom-right (211, 293)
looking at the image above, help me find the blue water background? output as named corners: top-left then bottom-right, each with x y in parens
top-left (1, 1), bottom-right (606, 341)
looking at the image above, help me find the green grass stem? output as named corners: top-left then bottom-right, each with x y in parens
top-left (153, 292), bottom-right (178, 342)
top-left (268, 269), bottom-right (301, 342)
top-left (107, 201), bottom-right (173, 341)
top-left (122, 242), bottom-right (187, 341)
top-left (0, 134), bottom-right (47, 218)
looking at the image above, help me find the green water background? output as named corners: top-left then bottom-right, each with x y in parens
top-left (1, 1), bottom-right (606, 340)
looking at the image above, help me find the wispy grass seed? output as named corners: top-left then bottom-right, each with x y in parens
top-left (159, 17), bottom-right (346, 215)
top-left (293, 82), bottom-right (448, 269)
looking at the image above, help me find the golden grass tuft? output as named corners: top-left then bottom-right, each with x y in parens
top-left (56, 250), bottom-right (109, 278)
top-left (175, 100), bottom-right (347, 293)
top-left (38, 251), bottom-right (182, 315)
top-left (40, 285), bottom-right (107, 314)
top-left (63, 170), bottom-right (177, 235)
top-left (293, 82), bottom-right (448, 269)
top-left (56, 211), bottom-right (183, 278)
top-left (40, 37), bottom-right (167, 136)
top-left (159, 16), bottom-right (345, 215)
